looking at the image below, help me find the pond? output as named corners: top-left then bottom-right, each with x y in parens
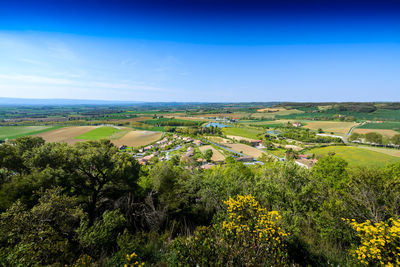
top-left (204, 122), bottom-right (229, 128)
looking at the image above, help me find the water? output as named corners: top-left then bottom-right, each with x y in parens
top-left (204, 122), bottom-right (228, 128)
top-left (266, 130), bottom-right (281, 135)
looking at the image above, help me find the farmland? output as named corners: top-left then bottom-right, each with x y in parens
top-left (199, 145), bottom-right (226, 161)
top-left (226, 143), bottom-right (266, 158)
top-left (354, 145), bottom-right (400, 157)
top-left (306, 145), bottom-right (400, 167)
top-left (0, 126), bottom-right (63, 140)
top-left (112, 130), bottom-right (162, 147)
top-left (36, 126), bottom-right (98, 144)
top-left (302, 121), bottom-right (359, 136)
top-left (222, 127), bottom-right (264, 139)
top-left (75, 126), bottom-right (126, 140)
top-left (357, 122), bottom-right (400, 131)
top-left (353, 129), bottom-right (400, 138)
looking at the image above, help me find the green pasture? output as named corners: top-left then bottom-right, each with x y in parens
top-left (357, 122), bottom-right (400, 132)
top-left (75, 126), bottom-right (125, 140)
top-left (306, 145), bottom-right (400, 168)
top-left (0, 126), bottom-right (63, 140)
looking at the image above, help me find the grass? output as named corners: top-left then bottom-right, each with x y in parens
top-left (0, 126), bottom-right (63, 140)
top-left (222, 127), bottom-right (264, 139)
top-left (267, 148), bottom-right (286, 158)
top-left (306, 145), bottom-right (400, 168)
top-left (75, 126), bottom-right (123, 140)
top-left (354, 145), bottom-right (400, 157)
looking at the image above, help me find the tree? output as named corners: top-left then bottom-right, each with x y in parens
top-left (311, 155), bottom-right (349, 188)
top-left (365, 132), bottom-right (383, 144)
top-left (204, 149), bottom-right (213, 162)
top-left (0, 187), bottom-right (83, 266)
top-left (348, 132), bottom-right (362, 142)
top-left (391, 134), bottom-right (400, 145)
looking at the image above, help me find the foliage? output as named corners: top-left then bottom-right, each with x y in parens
top-left (167, 195), bottom-right (289, 266)
top-left (0, 187), bottom-right (83, 266)
top-left (344, 218), bottom-right (400, 266)
top-left (77, 209), bottom-right (126, 258)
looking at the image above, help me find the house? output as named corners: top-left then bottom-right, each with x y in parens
top-left (250, 140), bottom-right (262, 147)
top-left (292, 122), bottom-right (302, 127)
top-left (186, 147), bottom-right (194, 157)
top-left (137, 158), bottom-right (148, 165)
top-left (297, 154), bottom-right (308, 160)
top-left (194, 140), bottom-right (203, 146)
top-left (201, 163), bottom-right (216, 169)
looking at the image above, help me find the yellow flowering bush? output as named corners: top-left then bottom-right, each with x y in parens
top-left (222, 195), bottom-right (289, 265)
top-left (167, 194), bottom-right (290, 266)
top-left (124, 252), bottom-right (145, 267)
top-left (344, 218), bottom-right (400, 266)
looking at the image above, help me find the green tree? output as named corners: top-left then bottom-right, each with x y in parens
top-left (0, 187), bottom-right (83, 266)
top-left (391, 134), bottom-right (400, 145)
top-left (204, 149), bottom-right (213, 162)
top-left (365, 132), bottom-right (383, 144)
top-left (311, 155), bottom-right (349, 188)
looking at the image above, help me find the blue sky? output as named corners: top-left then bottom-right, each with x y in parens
top-left (0, 0), bottom-right (399, 102)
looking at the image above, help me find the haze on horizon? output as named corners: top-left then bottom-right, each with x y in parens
top-left (0, 0), bottom-right (399, 102)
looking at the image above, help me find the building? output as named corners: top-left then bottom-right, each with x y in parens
top-left (250, 140), bottom-right (262, 147)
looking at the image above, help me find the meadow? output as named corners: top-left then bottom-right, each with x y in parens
top-left (0, 126), bottom-right (63, 140)
top-left (306, 145), bottom-right (400, 167)
top-left (353, 129), bottom-right (399, 138)
top-left (75, 126), bottom-right (125, 140)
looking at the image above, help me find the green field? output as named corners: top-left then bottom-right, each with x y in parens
top-left (222, 127), bottom-right (264, 139)
top-left (357, 122), bottom-right (400, 131)
top-left (0, 126), bottom-right (63, 140)
top-left (75, 126), bottom-right (125, 140)
top-left (306, 145), bottom-right (400, 168)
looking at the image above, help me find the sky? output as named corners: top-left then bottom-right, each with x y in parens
top-left (0, 0), bottom-right (399, 102)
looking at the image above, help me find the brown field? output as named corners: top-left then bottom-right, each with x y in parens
top-left (199, 145), bottom-right (226, 161)
top-left (226, 143), bottom-right (266, 158)
top-left (303, 121), bottom-right (358, 135)
top-left (227, 135), bottom-right (255, 142)
top-left (353, 129), bottom-right (399, 138)
top-left (112, 130), bottom-right (162, 147)
top-left (256, 107), bottom-right (286, 112)
top-left (36, 126), bottom-right (98, 144)
top-left (116, 116), bottom-right (152, 123)
top-left (355, 145), bottom-right (400, 157)
top-left (205, 136), bottom-right (232, 144)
